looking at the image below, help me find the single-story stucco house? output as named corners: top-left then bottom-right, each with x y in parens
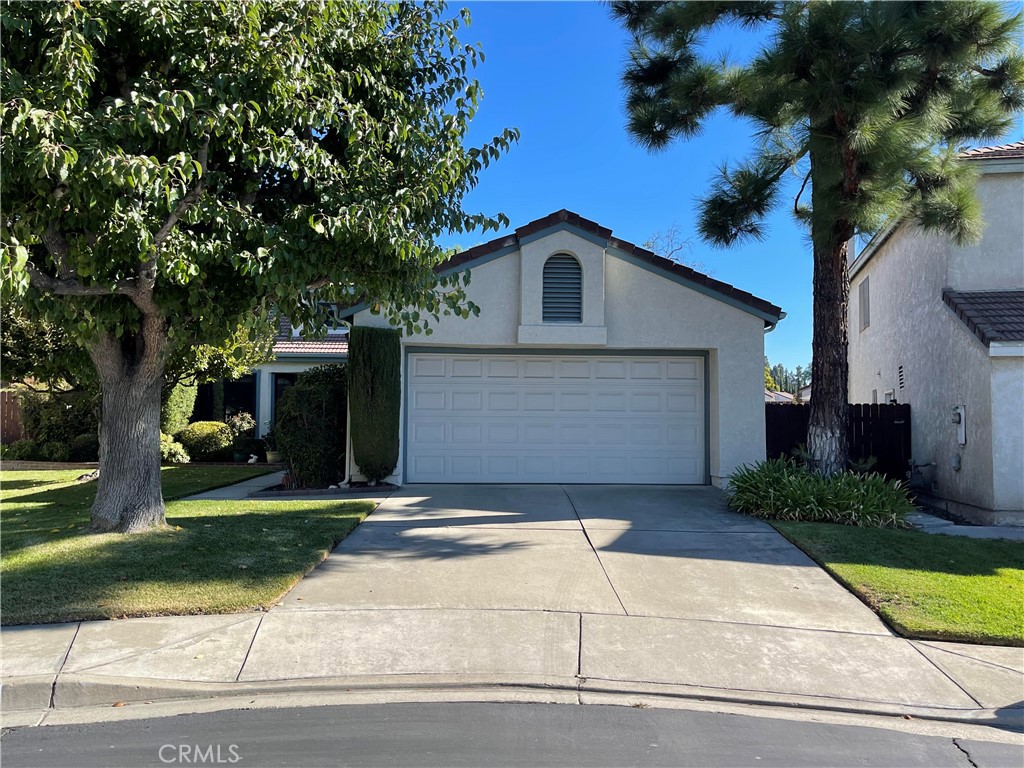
top-left (847, 142), bottom-right (1024, 525)
top-left (243, 209), bottom-right (783, 487)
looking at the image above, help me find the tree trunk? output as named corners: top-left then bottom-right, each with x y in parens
top-left (88, 324), bottom-right (168, 532)
top-left (807, 237), bottom-right (851, 476)
top-left (806, 134), bottom-right (853, 477)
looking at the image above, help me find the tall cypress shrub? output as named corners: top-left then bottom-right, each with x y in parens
top-left (160, 382), bottom-right (197, 436)
top-left (348, 327), bottom-right (401, 483)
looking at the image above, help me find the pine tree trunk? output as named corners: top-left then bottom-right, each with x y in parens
top-left (806, 120), bottom-right (855, 477)
top-left (807, 237), bottom-right (851, 476)
top-left (88, 325), bottom-right (168, 532)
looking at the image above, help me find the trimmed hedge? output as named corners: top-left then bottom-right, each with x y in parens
top-left (275, 364), bottom-right (346, 488)
top-left (161, 382), bottom-right (197, 436)
top-left (728, 457), bottom-right (915, 528)
top-left (347, 327), bottom-right (401, 483)
top-left (177, 421), bottom-right (234, 461)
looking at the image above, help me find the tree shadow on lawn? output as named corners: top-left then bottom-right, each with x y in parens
top-left (1, 508), bottom-right (369, 626)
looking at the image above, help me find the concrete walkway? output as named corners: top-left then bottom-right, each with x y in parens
top-left (907, 510), bottom-right (1024, 541)
top-left (3, 484), bottom-right (1022, 730)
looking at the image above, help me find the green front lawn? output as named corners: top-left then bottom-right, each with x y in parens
top-left (775, 522), bottom-right (1024, 646)
top-left (1, 468), bottom-right (374, 625)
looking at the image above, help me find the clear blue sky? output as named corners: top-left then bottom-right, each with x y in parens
top-left (440, 1), bottom-right (1023, 373)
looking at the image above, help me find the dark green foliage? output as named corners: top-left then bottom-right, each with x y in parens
top-left (211, 381), bottom-right (225, 422)
top-left (69, 433), bottom-right (99, 462)
top-left (160, 383), bottom-right (197, 437)
top-left (21, 390), bottom-right (98, 448)
top-left (177, 422), bottom-right (234, 462)
top-left (728, 458), bottom-right (915, 528)
top-left (347, 327), bottom-right (401, 483)
top-left (1, 440), bottom-right (37, 461)
top-left (275, 365), bottom-right (347, 488)
top-left (160, 433), bottom-right (191, 464)
top-left (36, 441), bottom-right (70, 462)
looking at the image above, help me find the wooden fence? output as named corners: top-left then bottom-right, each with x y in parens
top-left (0, 390), bottom-right (24, 444)
top-left (765, 402), bottom-right (912, 480)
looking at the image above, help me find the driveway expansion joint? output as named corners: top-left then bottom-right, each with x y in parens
top-left (908, 640), bottom-right (986, 709)
top-left (560, 485), bottom-right (629, 616)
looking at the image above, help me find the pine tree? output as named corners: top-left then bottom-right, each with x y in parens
top-left (613, 1), bottom-right (1023, 474)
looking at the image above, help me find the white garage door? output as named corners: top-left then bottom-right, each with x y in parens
top-left (405, 353), bottom-right (704, 484)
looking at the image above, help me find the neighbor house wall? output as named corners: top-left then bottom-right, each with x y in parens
top-left (990, 356), bottom-right (1024, 513)
top-left (253, 359), bottom-right (347, 437)
top-left (849, 164), bottom-right (1024, 513)
top-left (947, 171), bottom-right (1024, 290)
top-left (850, 223), bottom-right (995, 509)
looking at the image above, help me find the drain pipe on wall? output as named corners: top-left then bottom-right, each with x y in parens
top-left (341, 399), bottom-right (352, 487)
top-left (339, 318), bottom-right (353, 487)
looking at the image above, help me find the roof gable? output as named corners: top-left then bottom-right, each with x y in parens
top-left (438, 210), bottom-right (784, 327)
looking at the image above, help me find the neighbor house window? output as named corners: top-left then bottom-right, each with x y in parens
top-left (542, 254), bottom-right (583, 322)
top-left (858, 277), bottom-right (870, 331)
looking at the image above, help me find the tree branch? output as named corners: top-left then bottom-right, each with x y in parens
top-left (153, 132), bottom-right (211, 248)
top-left (794, 169), bottom-right (811, 214)
top-left (26, 261), bottom-right (132, 297)
top-left (41, 222), bottom-right (73, 279)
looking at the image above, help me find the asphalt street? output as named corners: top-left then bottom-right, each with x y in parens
top-left (2, 702), bottom-right (1021, 768)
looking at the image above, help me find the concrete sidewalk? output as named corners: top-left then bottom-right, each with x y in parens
top-left (3, 484), bottom-right (1022, 731)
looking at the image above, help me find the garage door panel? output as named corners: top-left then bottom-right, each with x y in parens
top-left (487, 391), bottom-right (518, 410)
top-left (406, 353), bottom-right (705, 484)
top-left (412, 422), bottom-right (446, 445)
top-left (450, 358), bottom-right (483, 377)
top-left (667, 360), bottom-right (700, 380)
top-left (487, 359), bottom-right (520, 378)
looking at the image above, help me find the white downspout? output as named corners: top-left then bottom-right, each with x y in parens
top-left (341, 397), bottom-right (352, 487)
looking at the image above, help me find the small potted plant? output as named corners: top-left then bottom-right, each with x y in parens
top-left (264, 424), bottom-right (284, 464)
top-left (226, 411), bottom-right (257, 463)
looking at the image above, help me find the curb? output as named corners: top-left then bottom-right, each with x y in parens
top-left (4, 672), bottom-right (1021, 732)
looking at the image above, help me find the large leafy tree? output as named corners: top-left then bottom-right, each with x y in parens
top-left (2, 0), bottom-right (517, 530)
top-left (613, 1), bottom-right (1023, 473)
top-left (1, 302), bottom-right (275, 391)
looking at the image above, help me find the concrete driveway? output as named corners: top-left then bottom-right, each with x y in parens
top-left (9, 483), bottom-right (1020, 723)
top-left (280, 484), bottom-right (887, 635)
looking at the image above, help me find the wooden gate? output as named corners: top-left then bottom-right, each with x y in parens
top-left (0, 390), bottom-right (24, 444)
top-left (765, 403), bottom-right (912, 480)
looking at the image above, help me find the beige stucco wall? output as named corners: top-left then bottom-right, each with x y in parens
top-left (947, 171), bottom-right (1024, 290)
top-left (849, 164), bottom-right (1023, 513)
top-left (991, 356), bottom-right (1024, 511)
top-left (356, 229), bottom-right (772, 486)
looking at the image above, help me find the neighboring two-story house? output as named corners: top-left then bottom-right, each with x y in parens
top-left (847, 142), bottom-right (1024, 525)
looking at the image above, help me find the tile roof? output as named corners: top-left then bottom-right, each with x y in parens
top-left (959, 141), bottom-right (1024, 160)
top-left (437, 209), bottom-right (784, 325)
top-left (271, 315), bottom-right (349, 356)
top-left (942, 289), bottom-right (1024, 346)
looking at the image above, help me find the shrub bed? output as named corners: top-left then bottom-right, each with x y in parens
top-left (177, 421), bottom-right (234, 461)
top-left (728, 457), bottom-right (914, 528)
